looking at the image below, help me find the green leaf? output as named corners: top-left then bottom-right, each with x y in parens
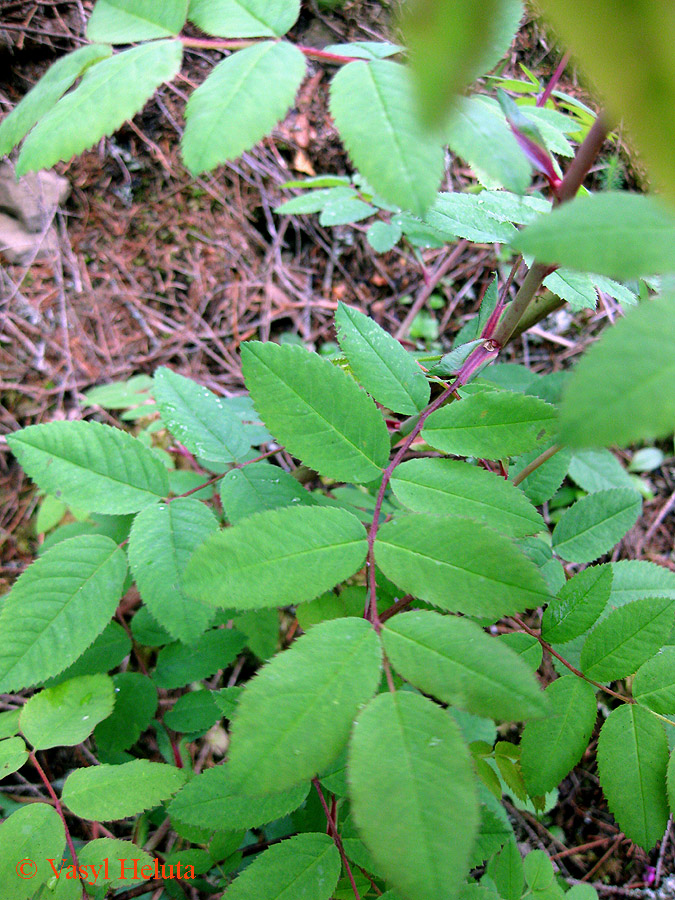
top-left (227, 617), bottom-right (382, 794)
top-left (523, 850), bottom-right (556, 891)
top-left (0, 737), bottom-right (28, 779)
top-left (87, 0), bottom-right (188, 42)
top-left (383, 610), bottom-right (546, 720)
top-left (296, 586), bottom-right (366, 630)
top-left (20, 674), bottom-right (114, 750)
top-left (219, 462), bottom-right (314, 523)
top-left (375, 514), bottom-right (550, 620)
top-left (487, 840), bottom-right (524, 900)
top-left (559, 296), bottom-right (675, 447)
top-left (597, 704), bottom-right (669, 849)
top-left (0, 535), bottom-right (127, 692)
top-left (335, 303), bottom-right (430, 414)
top-left (551, 488), bottom-right (641, 563)
top-left (543, 269), bottom-right (597, 312)
top-left (349, 691), bottom-right (479, 900)
top-left (498, 632), bottom-right (543, 671)
top-left (62, 759), bottom-right (187, 820)
top-left (153, 628), bottom-right (246, 689)
top-left (45, 620), bottom-right (131, 687)
top-left (510, 446), bottom-right (571, 506)
top-left (329, 60), bottom-right (444, 216)
top-left (610, 560), bottom-right (675, 609)
top-left (164, 690), bottom-right (220, 734)
top-left (224, 832), bottom-right (340, 900)
top-left (580, 597), bottom-right (675, 681)
top-left (0, 804), bottom-right (65, 900)
top-left (520, 677), bottom-right (597, 796)
top-left (633, 647), bottom-right (675, 715)
top-left (275, 186), bottom-right (356, 215)
top-left (128, 498), bottom-right (218, 644)
top-left (241, 341), bottom-right (389, 483)
top-left (7, 420), bottom-right (169, 514)
top-left (568, 449), bottom-right (635, 494)
top-left (16, 40), bottom-right (183, 175)
top-left (535, 1), bottom-right (675, 204)
top-left (169, 764), bottom-right (309, 831)
top-left (424, 192), bottom-right (518, 243)
top-left (153, 367), bottom-right (251, 463)
top-left (182, 41), bottom-right (305, 174)
top-left (184, 506), bottom-right (368, 610)
top-left (445, 95), bottom-right (531, 193)
top-left (319, 196), bottom-right (375, 226)
top-left (512, 193), bottom-right (675, 279)
top-left (669, 747), bottom-right (675, 816)
top-left (78, 838), bottom-right (153, 888)
top-left (188, 0), bottom-right (300, 37)
top-left (367, 220), bottom-right (403, 252)
top-left (94, 671), bottom-right (158, 752)
top-left (391, 458), bottom-right (544, 538)
top-left (541, 566), bottom-right (613, 644)
top-left (422, 391), bottom-right (557, 459)
top-left (0, 44), bottom-right (112, 156)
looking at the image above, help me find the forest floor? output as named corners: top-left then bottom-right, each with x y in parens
top-left (0, 0), bottom-right (674, 892)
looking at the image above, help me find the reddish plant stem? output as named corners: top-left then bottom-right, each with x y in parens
top-left (180, 35), bottom-right (359, 63)
top-left (379, 594), bottom-right (414, 623)
top-left (30, 752), bottom-right (81, 874)
top-left (167, 446), bottom-right (282, 502)
top-left (537, 51), bottom-right (571, 108)
top-left (312, 779), bottom-right (361, 900)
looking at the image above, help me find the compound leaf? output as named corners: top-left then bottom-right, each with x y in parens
top-left (227, 617), bottom-right (382, 794)
top-left (422, 390), bottom-right (557, 459)
top-left (330, 60), bottom-right (444, 216)
top-left (17, 40), bottom-right (182, 174)
top-left (182, 41), bottom-right (305, 174)
top-left (188, 0), bottom-right (300, 37)
top-left (87, 0), bottom-right (188, 42)
top-left (375, 514), bottom-right (551, 620)
top-left (382, 610), bottom-right (546, 720)
top-left (335, 303), bottom-right (430, 415)
top-left (520, 677), bottom-right (597, 796)
top-left (349, 691), bottom-right (479, 900)
top-left (241, 341), bottom-right (389, 483)
top-left (20, 674), bottom-right (114, 750)
top-left (597, 704), bottom-right (669, 849)
top-left (128, 498), bottom-right (218, 645)
top-left (62, 759), bottom-right (187, 820)
top-left (391, 458), bottom-right (544, 538)
top-left (0, 535), bottom-right (127, 692)
top-left (552, 489), bottom-right (641, 563)
top-left (7, 420), bottom-right (169, 514)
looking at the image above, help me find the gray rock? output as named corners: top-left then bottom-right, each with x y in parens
top-left (0, 162), bottom-right (70, 232)
top-left (0, 212), bottom-right (59, 265)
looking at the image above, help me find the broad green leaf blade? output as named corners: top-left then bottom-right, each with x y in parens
top-left (241, 341), bottom-right (389, 483)
top-left (182, 41), bottom-right (305, 174)
top-left (633, 647), bottom-right (675, 715)
top-left (0, 44), bottom-right (112, 156)
top-left (87, 0), bottom-right (188, 42)
top-left (44, 620), bottom-right (131, 687)
top-left (154, 368), bottom-right (251, 463)
top-left (424, 192), bottom-right (518, 244)
top-left (128, 498), bottom-right (218, 644)
top-left (224, 833), bottom-right (340, 900)
top-left (520, 677), bottom-right (597, 796)
top-left (7, 420), bottom-right (169, 514)
top-left (0, 737), bottom-right (28, 779)
top-left (62, 759), bottom-right (187, 820)
top-left (153, 628), bottom-right (247, 689)
top-left (610, 560), bottom-right (675, 609)
top-left (335, 303), bottom-right (430, 414)
top-left (349, 691), bottom-right (479, 900)
top-left (544, 269), bottom-right (597, 312)
top-left (16, 41), bottom-right (183, 175)
top-left (559, 296), bottom-right (675, 447)
top-left (94, 672), bottom-right (158, 752)
top-left (0, 535), bottom-right (127, 692)
top-left (512, 193), bottom-right (675, 279)
top-left (169, 764), bottom-right (309, 830)
top-left (580, 597), bottom-right (675, 681)
top-left (551, 489), bottom-right (641, 563)
top-left (219, 461), bottom-right (314, 523)
top-left (164, 690), bottom-right (220, 734)
top-left (78, 838), bottom-right (153, 889)
top-left (375, 514), bottom-right (551, 620)
top-left (382, 610), bottom-right (546, 720)
top-left (535, 1), bottom-right (675, 205)
top-left (185, 506), bottom-right (368, 610)
top-left (188, 0), bottom-right (300, 37)
top-left (0, 804), bottom-right (65, 900)
top-left (445, 95), bottom-right (531, 194)
top-left (597, 704), bottom-right (669, 849)
top-left (20, 674), bottom-right (114, 750)
top-left (367, 220), bottom-right (402, 252)
top-left (568, 449), bottom-right (635, 494)
top-left (541, 565), bottom-right (613, 644)
top-left (391, 458), bottom-right (544, 538)
top-left (329, 60), bottom-right (444, 216)
top-left (422, 391), bottom-right (557, 459)
top-left (510, 445), bottom-right (571, 506)
top-left (227, 617), bottom-right (382, 794)
top-left (487, 840), bottom-right (524, 900)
